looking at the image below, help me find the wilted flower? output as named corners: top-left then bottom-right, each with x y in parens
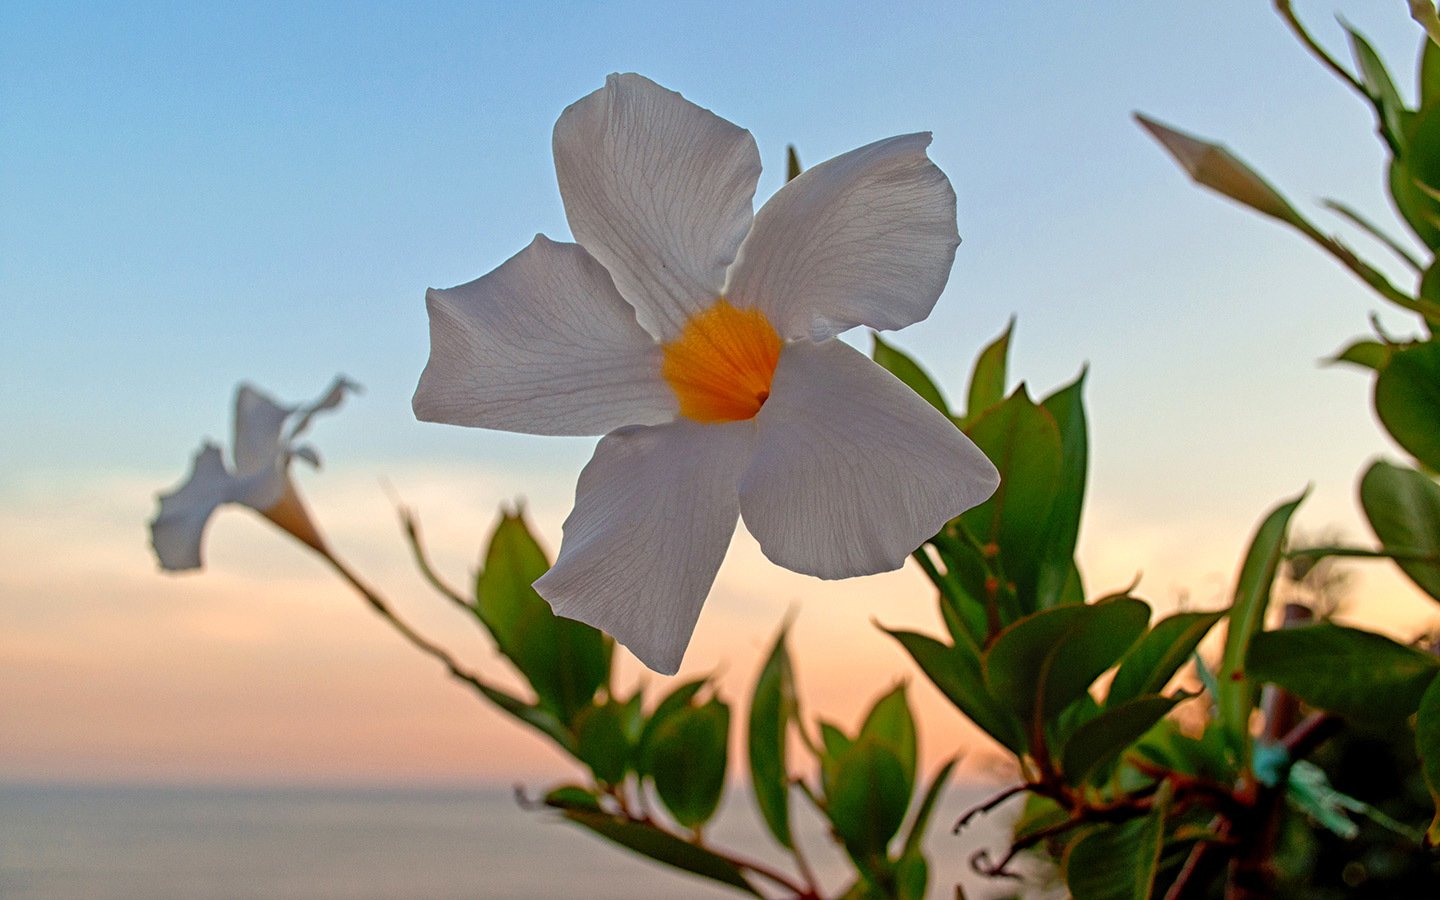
top-left (151, 377), bottom-right (357, 570)
top-left (414, 74), bottom-right (998, 674)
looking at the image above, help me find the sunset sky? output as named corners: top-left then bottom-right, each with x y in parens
top-left (4, 1), bottom-right (1438, 787)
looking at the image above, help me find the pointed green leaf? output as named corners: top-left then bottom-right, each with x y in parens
top-left (1346, 25), bottom-right (1406, 152)
top-left (637, 678), bottom-right (706, 775)
top-left (543, 785), bottom-right (602, 812)
top-left (649, 699), bottom-right (730, 829)
top-left (872, 333), bottom-right (950, 415)
top-left (1109, 610), bottom-right (1224, 707)
top-left (748, 626), bottom-right (796, 848)
top-left (562, 810), bottom-right (759, 895)
top-left (1416, 675), bottom-right (1440, 845)
top-left (1061, 694), bottom-right (1184, 785)
top-left (1361, 460), bottom-right (1440, 601)
top-left (1216, 492), bottom-right (1306, 760)
top-left (1423, 32), bottom-right (1440, 110)
top-left (828, 737), bottom-right (910, 863)
top-left (1036, 369), bottom-right (1090, 607)
top-left (984, 596), bottom-right (1151, 729)
top-left (886, 628), bottom-right (1025, 753)
top-left (574, 701), bottom-right (631, 785)
top-left (858, 684), bottom-right (917, 791)
top-left (961, 386), bottom-right (1063, 609)
top-left (786, 145), bottom-right (802, 182)
top-left (1326, 338), bottom-right (1391, 371)
top-left (902, 757), bottom-right (957, 857)
top-left (1063, 783), bottom-right (1169, 900)
top-left (1247, 622), bottom-right (1439, 723)
top-left (1375, 341), bottom-right (1440, 471)
top-left (964, 318), bottom-right (1014, 423)
top-left (474, 512), bottom-right (610, 723)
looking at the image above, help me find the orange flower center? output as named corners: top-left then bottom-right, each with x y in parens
top-left (662, 299), bottom-right (782, 423)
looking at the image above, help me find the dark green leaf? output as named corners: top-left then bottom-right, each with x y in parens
top-left (562, 810), bottom-right (759, 895)
top-left (1375, 341), bottom-right (1440, 471)
top-left (1247, 622), bottom-right (1439, 723)
top-left (818, 720), bottom-right (851, 796)
top-left (872, 333), bottom-right (949, 416)
top-left (574, 701), bottom-right (631, 785)
top-left (1216, 492), bottom-right (1306, 760)
top-left (902, 757), bottom-right (957, 858)
top-left (1326, 337), bottom-right (1391, 371)
top-left (961, 386), bottom-right (1063, 609)
top-left (1134, 721), bottom-right (1230, 782)
top-left (1063, 783), bottom-right (1170, 900)
top-left (964, 318), bottom-right (1013, 424)
top-left (858, 684), bottom-right (917, 791)
top-left (748, 626), bottom-right (796, 848)
top-left (786, 145), bottom-right (802, 182)
top-left (984, 596), bottom-right (1151, 729)
top-left (828, 737), bottom-right (910, 863)
top-left (637, 678), bottom-right (706, 775)
top-left (649, 700), bottom-right (730, 829)
top-left (886, 628), bottom-right (1025, 753)
top-left (1423, 33), bottom-right (1440, 110)
top-left (896, 851), bottom-right (928, 900)
top-left (1013, 793), bottom-right (1069, 844)
top-left (474, 512), bottom-right (610, 723)
top-left (1061, 694), bottom-right (1184, 785)
top-left (543, 785), bottom-right (602, 812)
top-left (1036, 369), bottom-right (1090, 608)
top-left (1361, 460), bottom-right (1440, 601)
top-left (1109, 610), bottom-right (1224, 707)
top-left (1415, 675), bottom-right (1440, 844)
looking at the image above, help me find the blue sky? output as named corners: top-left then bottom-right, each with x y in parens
top-left (3, 2), bottom-right (1439, 782)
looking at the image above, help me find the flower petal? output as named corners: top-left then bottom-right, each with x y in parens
top-left (533, 419), bottom-right (754, 674)
top-left (414, 235), bottom-right (676, 436)
top-left (232, 383), bottom-right (291, 478)
top-left (739, 339), bottom-right (997, 579)
top-left (553, 73), bottom-right (761, 340)
top-left (150, 443), bottom-right (242, 571)
top-left (726, 133), bottom-right (960, 341)
top-left (288, 376), bottom-right (360, 443)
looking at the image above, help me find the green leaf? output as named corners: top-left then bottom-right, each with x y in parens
top-left (1388, 155), bottom-right (1440, 249)
top-left (786, 145), bottom-right (802, 182)
top-left (886, 628), bottom-right (1025, 754)
top-left (1423, 32), bottom-right (1440, 110)
top-left (1134, 721), bottom-right (1230, 782)
top-left (1063, 783), bottom-right (1170, 900)
top-left (574, 701), bottom-right (631, 785)
top-left (963, 318), bottom-right (1013, 424)
top-left (984, 596), bottom-right (1151, 730)
top-left (1416, 675), bottom-right (1440, 844)
top-left (543, 785), bottom-right (602, 812)
top-left (1109, 610), bottom-right (1225, 707)
top-left (1216, 492), bottom-right (1306, 761)
top-left (1326, 337), bottom-right (1391, 371)
top-left (1035, 369), bottom-right (1090, 608)
top-left (961, 386), bottom-right (1064, 609)
top-left (872, 333), bottom-right (950, 416)
top-left (902, 757), bottom-right (957, 857)
top-left (649, 699), bottom-right (730, 829)
top-left (562, 810), bottom-right (760, 895)
top-left (748, 626), bottom-right (796, 849)
top-left (474, 512), bottom-right (610, 723)
top-left (896, 851), bottom-right (928, 900)
top-left (828, 737), bottom-right (910, 863)
top-left (1375, 341), bottom-right (1440, 471)
top-left (1346, 25), bottom-right (1406, 153)
top-left (1061, 694), bottom-right (1184, 785)
top-left (1361, 460), bottom-right (1440, 601)
top-left (1246, 622), bottom-right (1439, 723)
top-left (1013, 793), bottom-right (1069, 844)
top-left (637, 678), bottom-right (706, 775)
top-left (858, 684), bottom-right (917, 791)
top-left (1135, 114), bottom-right (1308, 227)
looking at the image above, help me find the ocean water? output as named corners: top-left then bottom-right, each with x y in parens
top-left (0, 783), bottom-right (1052, 898)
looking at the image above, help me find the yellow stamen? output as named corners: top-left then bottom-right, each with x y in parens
top-left (662, 299), bottom-right (782, 423)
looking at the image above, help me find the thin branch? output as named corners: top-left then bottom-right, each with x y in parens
top-left (1274, 1), bottom-right (1365, 96)
top-left (1289, 544), bottom-right (1440, 565)
top-left (955, 783), bottom-right (1027, 833)
top-left (1322, 199), bottom-right (1424, 272)
top-left (397, 506), bottom-right (472, 613)
top-left (1280, 711), bottom-right (1342, 761)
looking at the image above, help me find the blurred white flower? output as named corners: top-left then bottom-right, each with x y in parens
top-left (151, 377), bottom-right (358, 570)
top-left (414, 74), bottom-right (997, 674)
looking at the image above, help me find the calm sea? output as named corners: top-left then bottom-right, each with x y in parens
top-left (0, 783), bottom-right (1052, 898)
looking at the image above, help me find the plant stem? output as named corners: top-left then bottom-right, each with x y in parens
top-left (398, 508), bottom-right (473, 613)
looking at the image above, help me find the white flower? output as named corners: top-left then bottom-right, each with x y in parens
top-left (151, 377), bottom-right (358, 570)
top-left (414, 74), bottom-right (998, 674)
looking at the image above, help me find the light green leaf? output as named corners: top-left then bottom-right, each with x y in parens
top-left (1375, 341), bottom-right (1440, 471)
top-left (1061, 694), bottom-right (1185, 786)
top-left (1326, 337), bottom-right (1391, 371)
top-left (1246, 622), bottom-right (1439, 723)
top-left (963, 318), bottom-right (1013, 424)
top-left (872, 333), bottom-right (949, 416)
top-left (1063, 783), bottom-right (1170, 900)
top-left (887, 628), bottom-right (1025, 753)
top-left (748, 626), bottom-right (796, 849)
top-left (1108, 610), bottom-right (1224, 707)
top-left (858, 684), bottom-right (917, 792)
top-left (1388, 155), bottom-right (1440, 249)
top-left (562, 810), bottom-right (760, 895)
top-left (1346, 25), bottom-right (1406, 152)
top-left (1361, 460), bottom-right (1440, 601)
top-left (1216, 492), bottom-right (1306, 761)
top-left (474, 512), bottom-right (610, 723)
top-left (649, 699), bottom-right (729, 829)
top-left (828, 737), bottom-right (910, 864)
